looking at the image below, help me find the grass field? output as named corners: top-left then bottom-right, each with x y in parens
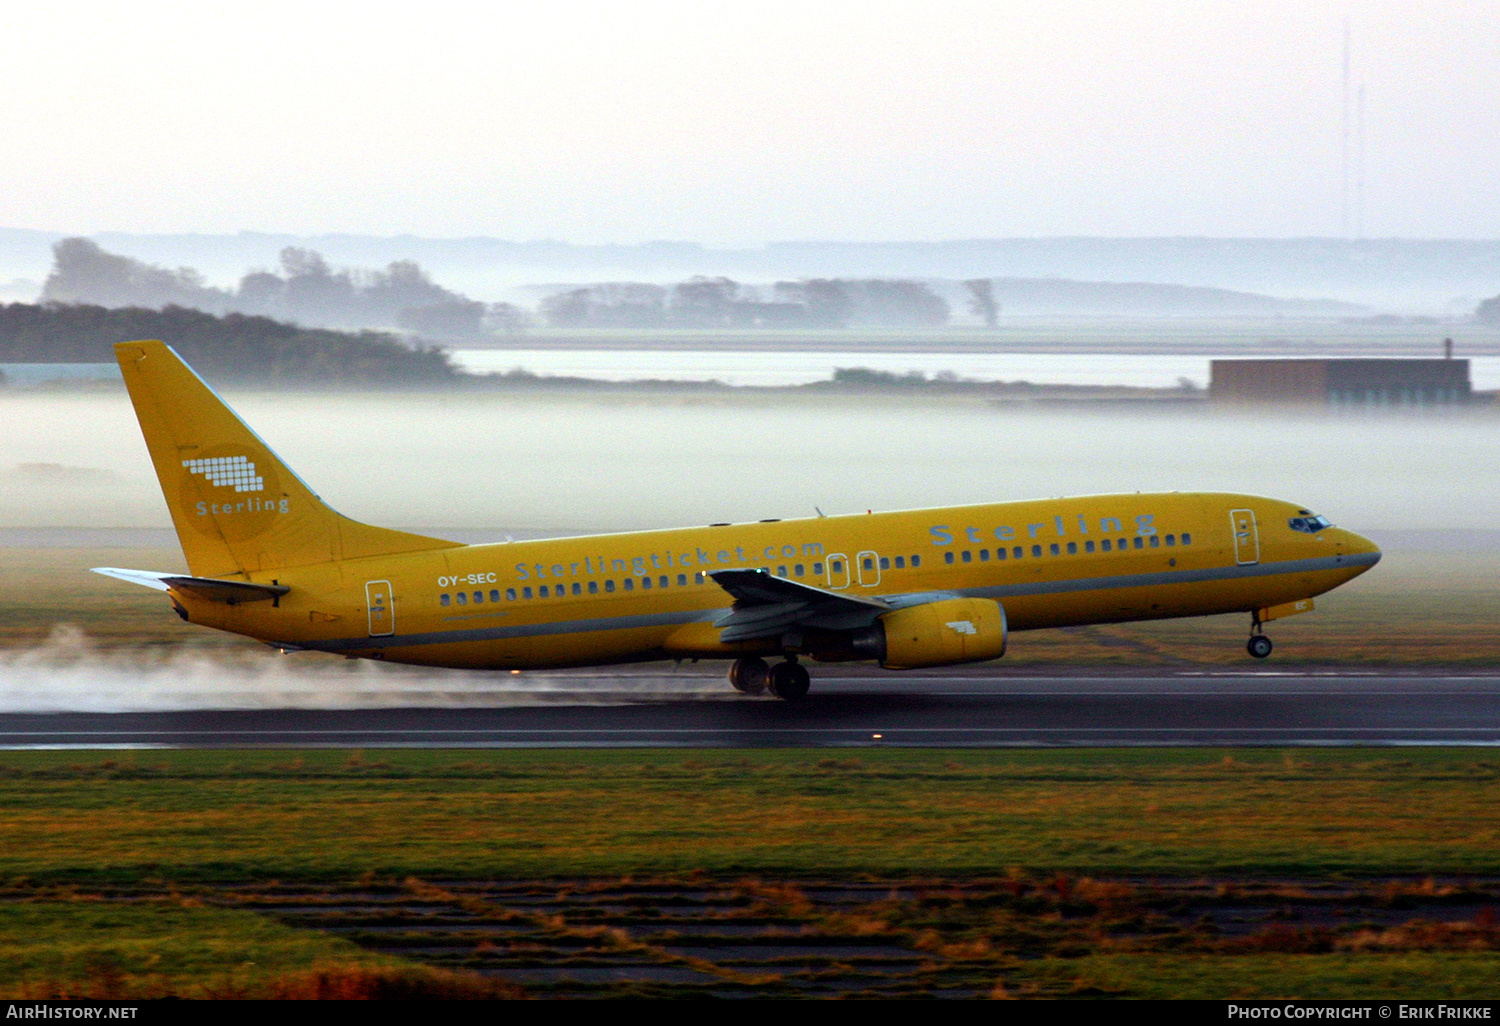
top-left (0, 748), bottom-right (1498, 998)
top-left (1, 747), bottom-right (1498, 881)
top-left (5, 879), bottom-right (1498, 999)
top-left (0, 901), bottom-right (493, 999)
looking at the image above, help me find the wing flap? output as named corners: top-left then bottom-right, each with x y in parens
top-left (708, 569), bottom-right (888, 643)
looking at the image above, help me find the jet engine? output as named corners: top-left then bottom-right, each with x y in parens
top-left (824, 597), bottom-right (1007, 669)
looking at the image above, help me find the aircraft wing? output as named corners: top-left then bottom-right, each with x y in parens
top-left (708, 569), bottom-right (889, 642)
top-left (91, 567), bottom-right (290, 605)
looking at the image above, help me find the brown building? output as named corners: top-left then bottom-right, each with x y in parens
top-left (1209, 359), bottom-right (1472, 407)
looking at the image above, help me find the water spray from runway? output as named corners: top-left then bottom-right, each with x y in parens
top-left (0, 626), bottom-right (733, 713)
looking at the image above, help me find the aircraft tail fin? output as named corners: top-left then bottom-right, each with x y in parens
top-left (114, 340), bottom-right (460, 578)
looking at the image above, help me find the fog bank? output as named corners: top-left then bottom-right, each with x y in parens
top-left (2, 390), bottom-right (1495, 535)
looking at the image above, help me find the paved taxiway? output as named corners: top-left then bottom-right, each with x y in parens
top-left (2, 669), bottom-right (1498, 747)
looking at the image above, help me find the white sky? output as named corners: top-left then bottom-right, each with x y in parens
top-left (1, 0), bottom-right (1496, 244)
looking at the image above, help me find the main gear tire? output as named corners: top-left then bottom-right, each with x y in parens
top-left (769, 661), bottom-right (811, 700)
top-left (729, 657), bottom-right (771, 694)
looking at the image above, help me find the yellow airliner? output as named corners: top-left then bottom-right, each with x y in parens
top-left (94, 341), bottom-right (1381, 699)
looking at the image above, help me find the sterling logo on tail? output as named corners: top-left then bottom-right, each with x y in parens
top-left (183, 456), bottom-right (264, 492)
top-left (181, 454), bottom-right (288, 533)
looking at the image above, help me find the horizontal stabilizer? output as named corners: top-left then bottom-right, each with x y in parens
top-left (91, 567), bottom-right (290, 605)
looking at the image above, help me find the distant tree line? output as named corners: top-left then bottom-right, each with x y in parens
top-left (0, 303), bottom-right (458, 386)
top-left (40, 239), bottom-right (528, 343)
top-left (539, 276), bottom-right (952, 329)
top-left (1477, 294), bottom-right (1500, 327)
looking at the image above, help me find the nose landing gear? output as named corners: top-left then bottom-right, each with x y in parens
top-left (728, 656), bottom-right (810, 700)
top-left (1246, 612), bottom-right (1273, 659)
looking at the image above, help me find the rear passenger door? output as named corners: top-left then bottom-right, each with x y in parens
top-left (365, 580), bottom-right (394, 636)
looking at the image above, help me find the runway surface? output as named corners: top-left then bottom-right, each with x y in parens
top-left (2, 669), bottom-right (1499, 748)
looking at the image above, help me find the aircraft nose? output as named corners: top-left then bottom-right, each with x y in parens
top-left (1339, 529), bottom-right (1382, 564)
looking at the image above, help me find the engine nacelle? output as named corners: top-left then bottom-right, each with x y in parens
top-left (876, 598), bottom-right (1008, 670)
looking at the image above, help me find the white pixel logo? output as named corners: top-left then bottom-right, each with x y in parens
top-left (945, 620), bottom-right (978, 635)
top-left (182, 456), bottom-right (264, 493)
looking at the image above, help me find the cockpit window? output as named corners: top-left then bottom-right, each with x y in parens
top-left (1289, 513), bottom-right (1333, 533)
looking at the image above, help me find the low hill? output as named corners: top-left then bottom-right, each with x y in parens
top-left (0, 303), bottom-right (457, 386)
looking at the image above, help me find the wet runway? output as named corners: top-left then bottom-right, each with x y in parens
top-left (2, 669), bottom-right (1498, 748)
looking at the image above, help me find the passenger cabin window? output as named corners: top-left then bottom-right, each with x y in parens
top-left (456, 592), bottom-right (467, 605)
top-left (812, 563), bottom-right (823, 575)
top-left (1084, 540), bottom-right (1095, 553)
top-left (539, 586), bottom-right (549, 598)
top-left (1031, 545), bottom-right (1042, 557)
top-left (879, 556), bottom-right (890, 570)
top-left (490, 589), bottom-right (501, 602)
top-left (795, 564), bottom-right (805, 576)
top-left (1149, 535), bottom-right (1160, 548)
top-left (777, 566), bottom-right (788, 577)
top-left (961, 550), bottom-right (972, 563)
top-left (1133, 537), bottom-right (1144, 549)
top-left (995, 548), bottom-right (1006, 560)
top-left (573, 582), bottom-right (582, 595)
top-left (1050, 543), bottom-right (1060, 556)
top-left (831, 560), bottom-right (843, 573)
top-left (588, 581), bottom-right (598, 594)
top-left (605, 580), bottom-right (615, 593)
top-left (1013, 547), bottom-right (1023, 559)
top-left (911, 555), bottom-right (921, 568)
top-left (893, 556), bottom-right (904, 569)
top-left (1066, 542), bottom-right (1077, 555)
top-left (659, 576), bottom-right (668, 588)
top-left (979, 549), bottom-right (989, 561)
top-left (862, 557), bottom-right (874, 570)
top-left (440, 593), bottom-right (451, 606)
top-left (1182, 533), bottom-right (1192, 545)
top-left (640, 576), bottom-right (651, 589)
top-left (506, 588), bottom-right (517, 601)
top-left (623, 578), bottom-right (634, 591)
top-left (522, 586), bottom-right (533, 599)
top-left (695, 572), bottom-right (706, 584)
top-left (944, 551), bottom-right (955, 565)
top-left (1165, 534), bottom-right (1176, 546)
top-left (677, 574), bottom-right (687, 586)
top-left (1101, 539), bottom-right (1112, 552)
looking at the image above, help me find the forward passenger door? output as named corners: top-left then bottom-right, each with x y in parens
top-left (1230, 509), bottom-right (1260, 565)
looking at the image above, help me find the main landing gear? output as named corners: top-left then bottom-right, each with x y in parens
top-left (1246, 613), bottom-right (1273, 659)
top-left (728, 656), bottom-right (810, 700)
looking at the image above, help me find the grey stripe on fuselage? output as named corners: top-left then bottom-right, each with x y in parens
top-left (968, 550), bottom-right (1379, 601)
top-left (295, 551), bottom-right (1378, 654)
